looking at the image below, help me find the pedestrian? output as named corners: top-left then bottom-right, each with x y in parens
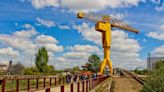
top-left (73, 74), bottom-right (77, 82)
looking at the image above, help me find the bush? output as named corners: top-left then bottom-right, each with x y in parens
top-left (142, 61), bottom-right (164, 92)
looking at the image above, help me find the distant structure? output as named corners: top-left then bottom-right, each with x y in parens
top-left (0, 64), bottom-right (8, 73)
top-left (81, 64), bottom-right (89, 71)
top-left (9, 60), bottom-right (12, 66)
top-left (147, 56), bottom-right (164, 70)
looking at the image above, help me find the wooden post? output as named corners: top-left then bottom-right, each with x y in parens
top-left (27, 79), bottom-right (30, 91)
top-left (63, 77), bottom-right (65, 84)
top-left (44, 78), bottom-right (46, 88)
top-left (50, 78), bottom-right (51, 86)
top-left (45, 87), bottom-right (50, 92)
top-left (82, 81), bottom-right (85, 92)
top-left (70, 83), bottom-right (73, 92)
top-left (86, 80), bottom-right (88, 92)
top-left (92, 79), bottom-right (94, 89)
top-left (77, 82), bottom-right (80, 92)
top-left (89, 79), bottom-right (91, 90)
top-left (1, 79), bottom-right (6, 92)
top-left (36, 79), bottom-right (39, 89)
top-left (55, 77), bottom-right (57, 86)
top-left (16, 79), bottom-right (19, 92)
top-left (61, 85), bottom-right (64, 92)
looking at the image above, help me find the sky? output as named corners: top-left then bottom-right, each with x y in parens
top-left (0, 0), bottom-right (164, 70)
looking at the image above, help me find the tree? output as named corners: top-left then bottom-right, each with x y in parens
top-left (23, 66), bottom-right (39, 75)
top-left (47, 65), bottom-right (56, 74)
top-left (73, 66), bottom-right (80, 71)
top-left (142, 61), bottom-right (164, 92)
top-left (155, 61), bottom-right (164, 69)
top-left (86, 54), bottom-right (101, 73)
top-left (35, 47), bottom-right (49, 73)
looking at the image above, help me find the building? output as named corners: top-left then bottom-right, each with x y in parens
top-left (147, 57), bottom-right (164, 70)
top-left (0, 64), bottom-right (8, 72)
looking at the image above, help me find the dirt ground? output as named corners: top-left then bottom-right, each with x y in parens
top-left (111, 77), bottom-right (142, 92)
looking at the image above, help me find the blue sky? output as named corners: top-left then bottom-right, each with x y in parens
top-left (0, 0), bottom-right (164, 70)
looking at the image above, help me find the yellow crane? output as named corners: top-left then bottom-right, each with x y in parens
top-left (77, 12), bottom-right (139, 75)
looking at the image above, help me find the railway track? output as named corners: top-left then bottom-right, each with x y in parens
top-left (119, 69), bottom-right (144, 85)
top-left (110, 69), bottom-right (144, 92)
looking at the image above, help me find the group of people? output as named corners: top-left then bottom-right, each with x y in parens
top-left (65, 74), bottom-right (78, 83)
top-left (65, 73), bottom-right (99, 84)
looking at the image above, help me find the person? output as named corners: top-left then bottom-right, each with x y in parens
top-left (73, 74), bottom-right (77, 82)
top-left (66, 74), bottom-right (69, 83)
top-left (68, 74), bottom-right (72, 83)
top-left (81, 74), bottom-right (85, 80)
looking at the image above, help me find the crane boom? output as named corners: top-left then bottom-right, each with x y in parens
top-left (77, 12), bottom-right (139, 33)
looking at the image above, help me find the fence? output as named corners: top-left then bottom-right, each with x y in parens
top-left (46, 76), bottom-right (108, 92)
top-left (0, 75), bottom-right (109, 92)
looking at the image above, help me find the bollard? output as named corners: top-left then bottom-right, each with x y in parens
top-left (16, 79), bottom-right (19, 92)
top-left (77, 82), bottom-right (80, 92)
top-left (61, 85), bottom-right (64, 92)
top-left (36, 79), bottom-right (39, 89)
top-left (45, 87), bottom-right (50, 92)
top-left (2, 79), bottom-right (6, 92)
top-left (70, 83), bottom-right (73, 92)
top-left (27, 79), bottom-right (30, 91)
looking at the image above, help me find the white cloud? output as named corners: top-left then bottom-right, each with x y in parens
top-left (0, 34), bottom-right (37, 51)
top-left (0, 47), bottom-right (19, 57)
top-left (13, 28), bottom-right (38, 38)
top-left (58, 25), bottom-right (70, 30)
top-left (30, 0), bottom-right (145, 12)
top-left (54, 44), bottom-right (101, 69)
top-left (63, 52), bottom-right (89, 59)
top-left (111, 30), bottom-right (142, 69)
top-left (36, 17), bottom-right (55, 28)
top-left (110, 13), bottom-right (125, 20)
top-left (0, 24), bottom-right (63, 66)
top-left (73, 23), bottom-right (101, 44)
top-left (160, 24), bottom-right (164, 30)
top-left (45, 43), bottom-right (63, 52)
top-left (147, 24), bottom-right (164, 40)
top-left (69, 44), bottom-right (100, 52)
top-left (31, 0), bottom-right (59, 9)
top-left (152, 45), bottom-right (164, 56)
top-left (23, 23), bottom-right (34, 29)
top-left (147, 32), bottom-right (164, 40)
top-left (155, 3), bottom-right (164, 11)
top-left (63, 44), bottom-right (100, 60)
top-left (61, 0), bottom-right (145, 12)
top-left (35, 34), bottom-right (58, 44)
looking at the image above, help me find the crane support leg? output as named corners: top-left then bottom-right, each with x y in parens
top-left (100, 47), bottom-right (113, 75)
top-left (100, 59), bottom-right (107, 75)
top-left (107, 59), bottom-right (113, 74)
